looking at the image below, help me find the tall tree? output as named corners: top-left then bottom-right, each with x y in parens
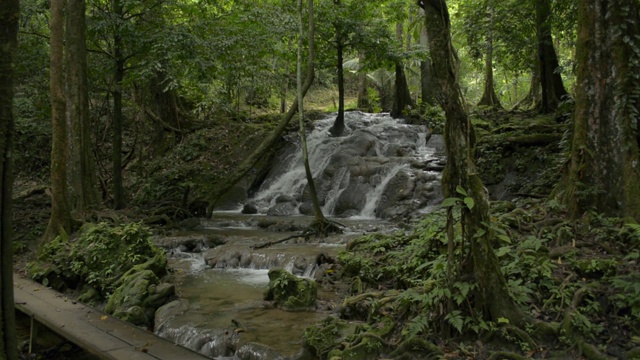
top-left (328, 1), bottom-right (347, 137)
top-left (419, 0), bottom-right (525, 324)
top-left (66, 0), bottom-right (99, 210)
top-left (419, 10), bottom-right (435, 108)
top-left (535, 0), bottom-right (568, 113)
top-left (111, 0), bottom-right (126, 209)
top-left (476, 0), bottom-right (502, 108)
top-left (391, 20), bottom-right (415, 119)
top-left (44, 0), bottom-right (74, 243)
top-left (0, 0), bottom-right (19, 357)
top-left (562, 0), bottom-right (640, 220)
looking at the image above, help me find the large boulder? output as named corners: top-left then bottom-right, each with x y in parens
top-left (105, 255), bottom-right (175, 327)
top-left (263, 268), bottom-right (317, 310)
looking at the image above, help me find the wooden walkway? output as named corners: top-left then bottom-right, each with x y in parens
top-left (14, 274), bottom-right (210, 360)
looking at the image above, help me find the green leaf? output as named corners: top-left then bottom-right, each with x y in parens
top-left (497, 234), bottom-right (512, 244)
top-left (463, 197), bottom-right (475, 210)
top-left (473, 228), bottom-right (486, 238)
top-left (441, 197), bottom-right (460, 207)
top-left (497, 317), bottom-right (510, 324)
top-left (496, 246), bottom-right (511, 257)
top-left (456, 185), bottom-right (468, 196)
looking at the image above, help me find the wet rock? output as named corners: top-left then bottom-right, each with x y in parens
top-left (242, 202), bottom-right (258, 214)
top-left (154, 299), bottom-right (189, 333)
top-left (235, 342), bottom-right (282, 360)
top-left (154, 234), bottom-right (227, 251)
top-left (266, 202), bottom-right (297, 216)
top-left (263, 268), bottom-right (317, 310)
top-left (179, 217), bottom-right (201, 230)
top-left (298, 201), bottom-right (314, 215)
top-left (275, 194), bottom-right (296, 203)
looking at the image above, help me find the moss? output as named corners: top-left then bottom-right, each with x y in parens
top-left (264, 268), bottom-right (317, 310)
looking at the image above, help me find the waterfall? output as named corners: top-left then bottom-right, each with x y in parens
top-left (247, 112), bottom-right (444, 219)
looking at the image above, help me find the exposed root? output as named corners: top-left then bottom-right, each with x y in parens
top-left (389, 337), bottom-right (443, 358)
top-left (251, 218), bottom-right (344, 249)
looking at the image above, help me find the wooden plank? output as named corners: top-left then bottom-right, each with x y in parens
top-left (14, 274), bottom-right (209, 360)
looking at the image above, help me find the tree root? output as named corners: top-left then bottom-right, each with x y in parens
top-left (250, 219), bottom-right (344, 249)
top-left (389, 337), bottom-right (443, 358)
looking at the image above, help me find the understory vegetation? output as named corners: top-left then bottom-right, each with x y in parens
top-left (306, 205), bottom-right (640, 359)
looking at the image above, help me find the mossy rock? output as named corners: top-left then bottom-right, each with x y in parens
top-left (264, 268), bottom-right (317, 310)
top-left (106, 266), bottom-right (175, 327)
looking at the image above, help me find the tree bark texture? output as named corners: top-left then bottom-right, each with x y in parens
top-left (0, 0), bottom-right (19, 356)
top-left (44, 0), bottom-right (73, 243)
top-left (421, 0), bottom-right (525, 325)
top-left (419, 12), bottom-right (436, 108)
top-left (206, 0), bottom-right (316, 214)
top-left (66, 0), bottom-right (99, 210)
top-left (563, 0), bottom-right (640, 220)
top-left (535, 0), bottom-right (568, 113)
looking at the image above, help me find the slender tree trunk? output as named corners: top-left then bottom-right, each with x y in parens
top-left (562, 0), bottom-right (640, 220)
top-left (535, 0), bottom-right (568, 113)
top-left (206, 5), bottom-right (316, 215)
top-left (329, 34), bottom-right (346, 136)
top-left (357, 52), bottom-right (371, 111)
top-left (297, 0), bottom-right (325, 224)
top-left (112, 0), bottom-right (125, 209)
top-left (0, 0), bottom-right (19, 357)
top-left (44, 0), bottom-right (73, 243)
top-left (514, 62), bottom-right (541, 110)
top-left (477, 3), bottom-right (502, 109)
top-left (421, 0), bottom-right (525, 325)
top-left (66, 0), bottom-right (99, 211)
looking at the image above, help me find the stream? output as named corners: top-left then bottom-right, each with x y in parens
top-left (154, 112), bottom-right (446, 359)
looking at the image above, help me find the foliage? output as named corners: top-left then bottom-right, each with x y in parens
top-left (29, 222), bottom-right (165, 297)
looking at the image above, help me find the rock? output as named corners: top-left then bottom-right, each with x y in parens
top-left (155, 299), bottom-right (189, 333)
top-left (179, 217), bottom-right (201, 230)
top-left (105, 255), bottom-right (174, 327)
top-left (242, 202), bottom-right (258, 214)
top-left (266, 202), bottom-right (297, 216)
top-left (275, 194), bottom-right (296, 203)
top-left (298, 201), bottom-right (314, 215)
top-left (263, 268), bottom-right (317, 310)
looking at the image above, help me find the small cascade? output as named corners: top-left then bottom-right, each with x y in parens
top-left (246, 112), bottom-right (445, 220)
top-left (359, 164), bottom-right (408, 219)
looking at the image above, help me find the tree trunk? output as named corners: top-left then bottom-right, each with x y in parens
top-left (112, 0), bottom-right (125, 210)
top-left (357, 52), bottom-right (371, 111)
top-left (329, 34), bottom-right (346, 136)
top-left (513, 63), bottom-right (541, 110)
top-left (0, 0), bottom-right (19, 357)
top-left (419, 11), bottom-right (435, 108)
top-left (206, 5), bottom-right (316, 215)
top-left (562, 0), bottom-right (640, 220)
top-left (477, 3), bottom-right (502, 109)
top-left (420, 0), bottom-right (525, 325)
top-left (66, 0), bottom-right (99, 211)
top-left (535, 0), bottom-right (568, 113)
top-left (391, 22), bottom-right (415, 118)
top-left (297, 0), bottom-right (325, 225)
top-left (44, 0), bottom-right (73, 243)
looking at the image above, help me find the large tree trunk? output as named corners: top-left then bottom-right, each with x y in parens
top-left (535, 0), bottom-right (568, 113)
top-left (66, 0), bottom-right (99, 211)
top-left (0, 0), bottom-right (19, 357)
top-left (562, 0), bottom-right (640, 220)
top-left (420, 0), bottom-right (525, 325)
top-left (44, 0), bottom-right (73, 243)
top-left (513, 63), bottom-right (541, 110)
top-left (329, 34), bottom-right (346, 136)
top-left (112, 0), bottom-right (125, 210)
top-left (477, 3), bottom-right (502, 109)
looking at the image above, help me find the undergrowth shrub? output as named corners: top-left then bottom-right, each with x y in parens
top-left (29, 222), bottom-right (165, 297)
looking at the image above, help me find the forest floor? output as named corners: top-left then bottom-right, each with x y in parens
top-left (11, 104), bottom-right (640, 360)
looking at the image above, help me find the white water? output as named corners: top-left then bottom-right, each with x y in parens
top-left (248, 112), bottom-right (442, 219)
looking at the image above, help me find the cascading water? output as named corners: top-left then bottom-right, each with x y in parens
top-left (247, 111), bottom-right (445, 220)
